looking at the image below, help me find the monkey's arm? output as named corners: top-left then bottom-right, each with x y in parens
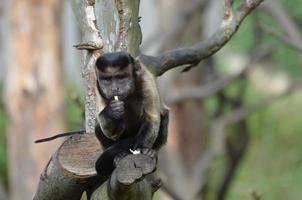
top-left (133, 114), bottom-right (160, 149)
top-left (132, 108), bottom-right (169, 159)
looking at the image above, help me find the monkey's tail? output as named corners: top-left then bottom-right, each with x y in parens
top-left (34, 129), bottom-right (85, 143)
top-left (95, 138), bottom-right (134, 178)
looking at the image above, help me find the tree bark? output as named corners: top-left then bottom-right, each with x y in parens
top-left (5, 1), bottom-right (65, 199)
top-left (34, 133), bottom-right (101, 200)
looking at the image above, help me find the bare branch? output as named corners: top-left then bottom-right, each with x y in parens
top-left (260, 1), bottom-right (302, 53)
top-left (161, 183), bottom-right (184, 200)
top-left (218, 81), bottom-right (301, 125)
top-left (190, 79), bottom-right (302, 198)
top-left (167, 48), bottom-right (271, 104)
top-left (141, 0), bottom-right (207, 52)
top-left (260, 24), bottom-right (302, 53)
top-left (261, 1), bottom-right (302, 45)
top-left (139, 0), bottom-right (264, 76)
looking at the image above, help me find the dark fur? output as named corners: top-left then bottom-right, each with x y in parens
top-left (95, 111), bottom-right (169, 178)
top-left (94, 52), bottom-right (168, 178)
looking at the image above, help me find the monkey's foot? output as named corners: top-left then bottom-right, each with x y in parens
top-left (113, 151), bottom-right (129, 167)
top-left (140, 148), bottom-right (158, 159)
top-left (115, 154), bottom-right (156, 185)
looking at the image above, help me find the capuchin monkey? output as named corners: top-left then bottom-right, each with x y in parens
top-left (34, 52), bottom-right (169, 179)
top-left (94, 52), bottom-right (169, 178)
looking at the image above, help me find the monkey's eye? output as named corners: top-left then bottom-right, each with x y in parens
top-left (114, 75), bottom-right (126, 82)
top-left (117, 77), bottom-right (129, 84)
top-left (100, 77), bottom-right (111, 85)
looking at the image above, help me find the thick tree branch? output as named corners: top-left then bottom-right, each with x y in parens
top-left (217, 78), bottom-right (249, 200)
top-left (139, 0), bottom-right (264, 76)
top-left (34, 134), bottom-right (101, 200)
top-left (90, 154), bottom-right (159, 200)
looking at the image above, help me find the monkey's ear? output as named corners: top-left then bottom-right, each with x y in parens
top-left (133, 62), bottom-right (142, 76)
top-left (96, 56), bottom-right (105, 71)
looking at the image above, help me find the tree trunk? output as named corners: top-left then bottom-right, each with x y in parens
top-left (5, 1), bottom-right (64, 199)
top-left (158, 0), bottom-right (205, 173)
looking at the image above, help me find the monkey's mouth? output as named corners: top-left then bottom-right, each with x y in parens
top-left (111, 94), bottom-right (128, 101)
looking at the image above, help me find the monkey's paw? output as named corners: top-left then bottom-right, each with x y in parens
top-left (140, 148), bottom-right (158, 160)
top-left (113, 151), bottom-right (129, 167)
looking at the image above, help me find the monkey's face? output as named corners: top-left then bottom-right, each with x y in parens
top-left (97, 65), bottom-right (135, 101)
top-left (96, 52), bottom-right (138, 101)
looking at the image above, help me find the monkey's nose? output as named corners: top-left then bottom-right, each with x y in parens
top-left (111, 85), bottom-right (118, 92)
top-left (114, 87), bottom-right (120, 95)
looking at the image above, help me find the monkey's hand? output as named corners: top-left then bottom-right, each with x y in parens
top-left (106, 99), bottom-right (125, 120)
top-left (98, 99), bottom-right (126, 141)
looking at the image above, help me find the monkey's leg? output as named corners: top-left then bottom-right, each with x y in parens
top-left (132, 109), bottom-right (169, 158)
top-left (95, 123), bottom-right (116, 149)
top-left (153, 109), bottom-right (169, 150)
top-left (95, 124), bottom-right (130, 169)
top-left (132, 122), bottom-right (159, 159)
top-left (95, 138), bottom-right (133, 178)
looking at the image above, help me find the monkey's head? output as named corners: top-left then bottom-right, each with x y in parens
top-left (95, 52), bottom-right (141, 101)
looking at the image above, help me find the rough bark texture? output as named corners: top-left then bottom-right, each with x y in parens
top-left (138, 0), bottom-right (264, 76)
top-left (91, 154), bottom-right (159, 200)
top-left (69, 0), bottom-right (102, 133)
top-left (34, 133), bottom-right (101, 200)
top-left (5, 1), bottom-right (65, 199)
top-left (95, 0), bottom-right (142, 55)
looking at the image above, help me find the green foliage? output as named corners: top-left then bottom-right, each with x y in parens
top-left (227, 93), bottom-right (302, 200)
top-left (279, 0), bottom-right (302, 18)
top-left (0, 84), bottom-right (8, 186)
top-left (226, 4), bottom-right (302, 77)
top-left (215, 1), bottom-right (302, 196)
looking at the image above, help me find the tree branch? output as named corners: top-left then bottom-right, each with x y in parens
top-left (90, 154), bottom-right (159, 200)
top-left (218, 80), bottom-right (301, 125)
top-left (167, 48), bottom-right (271, 104)
top-left (139, 0), bottom-right (264, 76)
top-left (260, 24), bottom-right (302, 53)
top-left (34, 134), bottom-right (101, 200)
top-left (261, 1), bottom-right (302, 46)
top-left (260, 1), bottom-right (302, 53)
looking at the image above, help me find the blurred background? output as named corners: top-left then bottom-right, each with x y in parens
top-left (0, 0), bottom-right (302, 199)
